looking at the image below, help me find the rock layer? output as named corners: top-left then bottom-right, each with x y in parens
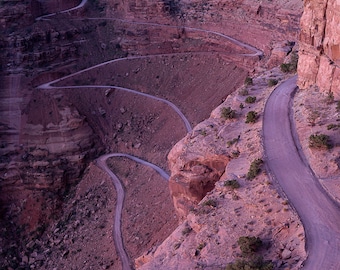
top-left (0, 75), bottom-right (99, 230)
top-left (168, 131), bottom-right (230, 221)
top-left (298, 0), bottom-right (340, 98)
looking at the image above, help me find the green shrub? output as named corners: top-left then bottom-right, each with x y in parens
top-left (247, 159), bottom-right (263, 180)
top-left (268, 79), bottom-right (278, 87)
top-left (280, 51), bottom-right (298, 73)
top-left (221, 107), bottom-right (236, 120)
top-left (238, 236), bottom-right (262, 255)
top-left (244, 77), bottom-right (253, 86)
top-left (309, 134), bottom-right (332, 149)
top-left (245, 96), bottom-right (257, 104)
top-left (224, 179), bottom-right (240, 189)
top-left (245, 111), bottom-right (258, 123)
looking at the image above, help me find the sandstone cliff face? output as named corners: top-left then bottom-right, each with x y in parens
top-left (0, 75), bottom-right (98, 229)
top-left (298, 0), bottom-right (340, 98)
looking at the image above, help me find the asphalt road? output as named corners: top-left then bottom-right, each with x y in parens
top-left (96, 153), bottom-right (169, 270)
top-left (263, 76), bottom-right (340, 269)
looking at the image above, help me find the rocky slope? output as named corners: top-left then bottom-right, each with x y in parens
top-left (137, 67), bottom-right (306, 269)
top-left (298, 0), bottom-right (340, 98)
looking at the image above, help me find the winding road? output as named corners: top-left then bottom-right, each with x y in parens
top-left (263, 76), bottom-right (340, 269)
top-left (96, 153), bottom-right (170, 270)
top-left (35, 1), bottom-right (340, 269)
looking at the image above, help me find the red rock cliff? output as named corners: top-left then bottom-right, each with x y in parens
top-left (298, 0), bottom-right (340, 97)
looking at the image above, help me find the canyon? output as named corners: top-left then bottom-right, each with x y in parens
top-left (1, 0), bottom-right (339, 270)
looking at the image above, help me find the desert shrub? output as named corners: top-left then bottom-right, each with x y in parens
top-left (203, 199), bottom-right (217, 207)
top-left (268, 79), bottom-right (278, 87)
top-left (245, 96), bottom-right (257, 104)
top-left (224, 179), bottom-right (240, 189)
top-left (232, 150), bottom-right (240, 158)
top-left (244, 77), bottom-right (253, 86)
top-left (245, 111), bottom-right (258, 123)
top-left (227, 136), bottom-right (240, 147)
top-left (162, 0), bottom-right (182, 17)
top-left (239, 103), bottom-right (244, 109)
top-left (280, 51), bottom-right (298, 73)
top-left (327, 124), bottom-right (338, 130)
top-left (226, 256), bottom-right (274, 270)
top-left (337, 101), bottom-right (340, 111)
top-left (309, 134), bottom-right (332, 149)
top-left (238, 236), bottom-right (262, 255)
top-left (182, 226), bottom-right (192, 236)
top-left (247, 159), bottom-right (263, 180)
top-left (239, 88), bottom-right (249, 96)
top-left (326, 91), bottom-right (335, 104)
top-left (221, 107), bottom-right (236, 120)
top-left (199, 129), bottom-right (207, 136)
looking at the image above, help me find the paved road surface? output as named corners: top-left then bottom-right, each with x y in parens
top-left (263, 76), bottom-right (340, 269)
top-left (96, 153), bottom-right (169, 270)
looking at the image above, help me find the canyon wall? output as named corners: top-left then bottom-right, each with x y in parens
top-left (107, 0), bottom-right (302, 57)
top-left (298, 0), bottom-right (340, 98)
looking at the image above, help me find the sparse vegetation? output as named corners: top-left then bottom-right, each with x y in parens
top-left (195, 242), bottom-right (206, 256)
top-left (182, 226), bottom-right (192, 236)
top-left (326, 91), bottom-right (334, 104)
top-left (327, 124), bottom-right (339, 130)
top-left (307, 110), bottom-right (320, 126)
top-left (224, 179), bottom-right (240, 189)
top-left (245, 111), bottom-right (258, 123)
top-left (199, 129), bottom-right (207, 136)
top-left (227, 136), bottom-right (240, 147)
top-left (203, 199), bottom-right (217, 207)
top-left (162, 0), bottom-right (182, 17)
top-left (309, 134), bottom-right (332, 149)
top-left (244, 77), bottom-right (253, 86)
top-left (239, 88), bottom-right (249, 96)
top-left (337, 101), bottom-right (340, 111)
top-left (247, 159), bottom-right (263, 180)
top-left (268, 79), bottom-right (278, 87)
top-left (226, 236), bottom-right (274, 270)
top-left (238, 236), bottom-right (262, 255)
top-left (280, 51), bottom-right (298, 73)
top-left (221, 107), bottom-right (237, 120)
top-left (245, 96), bottom-right (257, 104)
top-left (232, 150), bottom-right (240, 158)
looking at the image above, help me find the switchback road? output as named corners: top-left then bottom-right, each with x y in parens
top-left (96, 153), bottom-right (169, 270)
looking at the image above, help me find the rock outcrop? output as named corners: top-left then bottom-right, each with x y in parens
top-left (168, 125), bottom-right (230, 221)
top-left (298, 0), bottom-right (340, 98)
